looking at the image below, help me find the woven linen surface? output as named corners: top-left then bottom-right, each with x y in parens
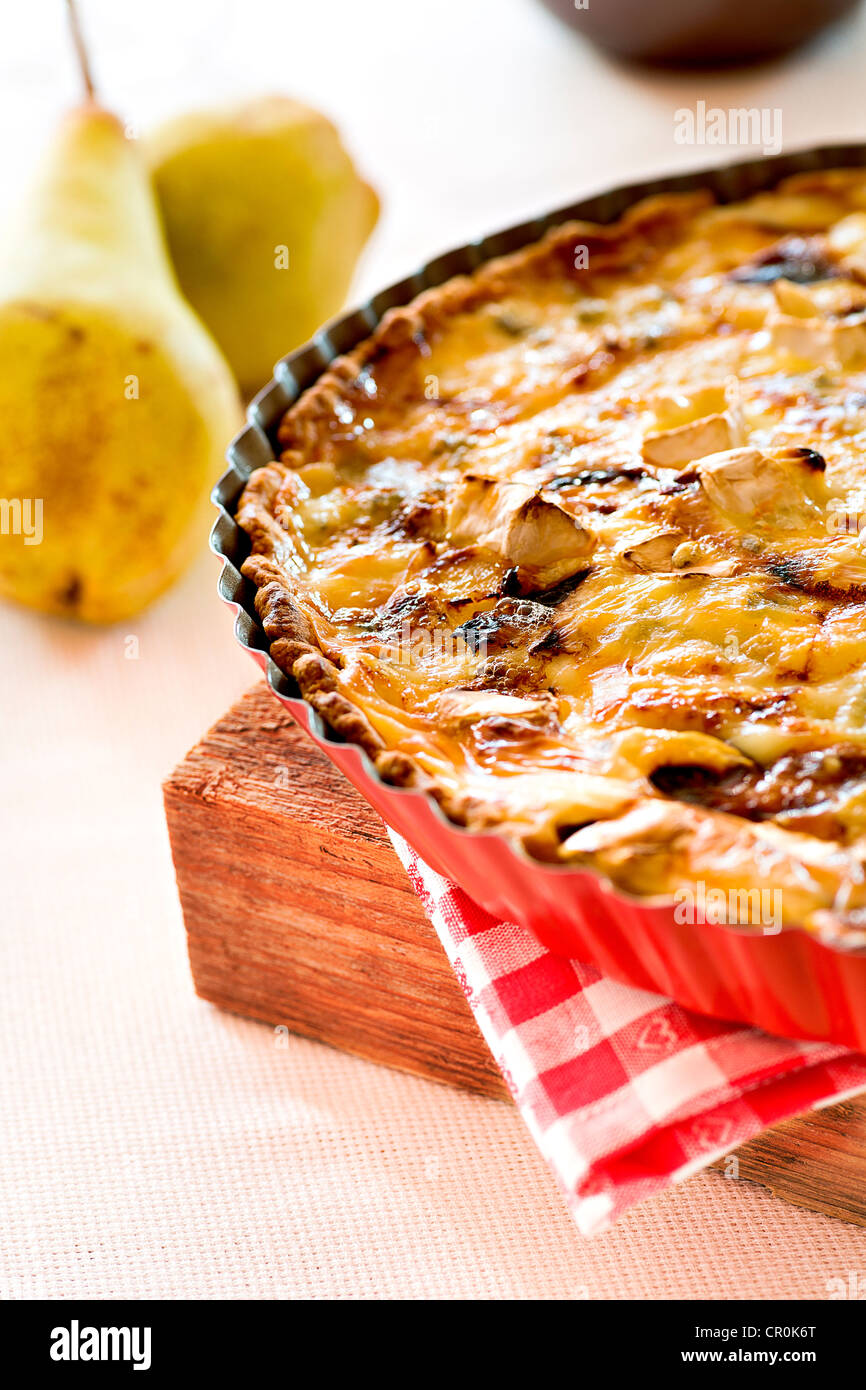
top-left (389, 832), bottom-right (866, 1234)
top-left (4, 558), bottom-right (866, 1298)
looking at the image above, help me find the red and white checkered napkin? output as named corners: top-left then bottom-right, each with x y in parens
top-left (388, 832), bottom-right (866, 1234)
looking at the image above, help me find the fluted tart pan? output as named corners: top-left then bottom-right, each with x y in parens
top-left (213, 143), bottom-right (866, 1049)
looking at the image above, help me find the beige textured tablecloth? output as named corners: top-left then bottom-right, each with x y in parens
top-left (3, 0), bottom-right (866, 1299)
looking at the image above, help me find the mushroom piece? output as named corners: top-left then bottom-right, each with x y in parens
top-left (642, 412), bottom-right (735, 467)
top-left (609, 727), bottom-right (756, 780)
top-left (616, 525), bottom-right (737, 576)
top-left (767, 312), bottom-right (866, 367)
top-left (766, 315), bottom-right (833, 362)
top-left (772, 276), bottom-right (866, 323)
top-left (772, 277), bottom-right (819, 318)
top-left (447, 475), bottom-right (594, 589)
top-left (558, 798), bottom-right (854, 919)
top-left (832, 314), bottom-right (866, 367)
top-left (451, 769), bottom-right (639, 850)
top-left (437, 689), bottom-right (551, 726)
top-left (618, 527), bottom-right (685, 571)
top-left (828, 212), bottom-right (866, 260)
top-left (694, 446), bottom-right (827, 529)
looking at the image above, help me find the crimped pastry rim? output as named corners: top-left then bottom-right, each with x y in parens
top-left (213, 141), bottom-right (866, 957)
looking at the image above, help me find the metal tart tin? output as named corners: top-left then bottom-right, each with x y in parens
top-left (213, 144), bottom-right (866, 1049)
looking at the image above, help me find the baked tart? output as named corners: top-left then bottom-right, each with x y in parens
top-left (237, 170), bottom-right (866, 938)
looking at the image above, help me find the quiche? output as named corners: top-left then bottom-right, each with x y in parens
top-left (237, 170), bottom-right (866, 936)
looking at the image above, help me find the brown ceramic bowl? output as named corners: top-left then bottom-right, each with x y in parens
top-left (539, 0), bottom-right (861, 65)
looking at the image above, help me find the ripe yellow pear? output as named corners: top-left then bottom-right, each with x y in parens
top-left (0, 104), bottom-right (241, 622)
top-left (147, 97), bottom-right (379, 396)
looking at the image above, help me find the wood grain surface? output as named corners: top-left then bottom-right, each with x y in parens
top-left (164, 683), bottom-right (866, 1227)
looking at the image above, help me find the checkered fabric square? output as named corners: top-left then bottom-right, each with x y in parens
top-left (389, 832), bottom-right (866, 1234)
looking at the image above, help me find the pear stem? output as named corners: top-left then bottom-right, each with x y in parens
top-left (65, 0), bottom-right (97, 102)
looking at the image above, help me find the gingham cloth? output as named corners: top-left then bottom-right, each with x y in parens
top-left (388, 831), bottom-right (866, 1234)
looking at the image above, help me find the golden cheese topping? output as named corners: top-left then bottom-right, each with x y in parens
top-left (238, 172), bottom-right (866, 937)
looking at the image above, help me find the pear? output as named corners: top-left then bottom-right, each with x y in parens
top-left (147, 97), bottom-right (379, 397)
top-left (0, 103), bottom-right (241, 622)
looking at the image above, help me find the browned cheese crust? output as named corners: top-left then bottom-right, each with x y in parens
top-left (237, 172), bottom-right (866, 937)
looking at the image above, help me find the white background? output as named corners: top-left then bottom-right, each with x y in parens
top-left (3, 0), bottom-right (866, 1299)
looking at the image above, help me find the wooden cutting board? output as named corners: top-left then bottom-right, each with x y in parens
top-left (163, 682), bottom-right (866, 1227)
